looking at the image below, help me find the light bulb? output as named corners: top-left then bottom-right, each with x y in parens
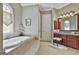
top-left (63, 14), bottom-right (66, 18)
top-left (70, 12), bottom-right (73, 16)
top-left (66, 12), bottom-right (69, 17)
top-left (70, 11), bottom-right (75, 16)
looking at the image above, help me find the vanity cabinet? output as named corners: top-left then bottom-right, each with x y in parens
top-left (54, 33), bottom-right (79, 50)
top-left (60, 35), bottom-right (67, 46)
top-left (67, 35), bottom-right (79, 49)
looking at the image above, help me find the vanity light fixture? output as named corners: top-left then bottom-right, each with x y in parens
top-left (59, 14), bottom-right (63, 18)
top-left (70, 11), bottom-right (74, 16)
top-left (60, 15), bottom-right (63, 18)
top-left (66, 12), bottom-right (69, 17)
top-left (59, 11), bottom-right (77, 18)
top-left (63, 14), bottom-right (66, 18)
top-left (74, 11), bottom-right (78, 14)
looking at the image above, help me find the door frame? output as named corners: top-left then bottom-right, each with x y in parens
top-left (40, 10), bottom-right (52, 42)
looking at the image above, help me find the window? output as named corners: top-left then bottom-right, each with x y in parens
top-left (64, 20), bottom-right (70, 30)
top-left (3, 3), bottom-right (14, 34)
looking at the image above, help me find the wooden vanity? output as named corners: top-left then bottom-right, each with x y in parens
top-left (53, 13), bottom-right (79, 50)
top-left (54, 33), bottom-right (79, 50)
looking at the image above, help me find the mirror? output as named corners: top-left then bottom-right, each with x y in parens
top-left (60, 16), bottom-right (77, 30)
top-left (64, 20), bottom-right (70, 30)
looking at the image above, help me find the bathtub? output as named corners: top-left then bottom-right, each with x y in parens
top-left (3, 36), bottom-right (35, 54)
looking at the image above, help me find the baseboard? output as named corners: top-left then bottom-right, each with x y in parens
top-left (0, 50), bottom-right (5, 55)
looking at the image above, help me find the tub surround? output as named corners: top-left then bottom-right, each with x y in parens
top-left (3, 36), bottom-right (39, 54)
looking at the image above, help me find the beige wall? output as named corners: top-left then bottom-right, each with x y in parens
top-left (52, 8), bottom-right (59, 20)
top-left (10, 3), bottom-right (22, 34)
top-left (52, 3), bottom-right (79, 21)
top-left (0, 3), bottom-right (3, 54)
top-left (59, 3), bottom-right (79, 15)
top-left (22, 5), bottom-right (40, 38)
top-left (52, 8), bottom-right (60, 32)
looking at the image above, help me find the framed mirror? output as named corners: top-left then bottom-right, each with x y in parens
top-left (25, 18), bottom-right (31, 26)
top-left (60, 16), bottom-right (78, 30)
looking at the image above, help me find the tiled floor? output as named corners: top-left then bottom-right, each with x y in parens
top-left (36, 41), bottom-right (79, 55)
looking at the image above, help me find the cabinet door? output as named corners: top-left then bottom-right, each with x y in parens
top-left (72, 36), bottom-right (79, 49)
top-left (67, 36), bottom-right (79, 49)
top-left (54, 19), bottom-right (61, 29)
top-left (67, 36), bottom-right (74, 48)
top-left (61, 35), bottom-right (67, 45)
top-left (54, 20), bottom-right (58, 29)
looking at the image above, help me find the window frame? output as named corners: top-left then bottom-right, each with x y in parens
top-left (3, 3), bottom-right (15, 34)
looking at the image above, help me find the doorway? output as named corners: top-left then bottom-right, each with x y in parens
top-left (41, 13), bottom-right (52, 42)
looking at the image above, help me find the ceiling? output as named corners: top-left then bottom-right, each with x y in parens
top-left (21, 3), bottom-right (70, 11)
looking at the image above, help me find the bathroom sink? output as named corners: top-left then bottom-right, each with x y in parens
top-left (70, 32), bottom-right (79, 36)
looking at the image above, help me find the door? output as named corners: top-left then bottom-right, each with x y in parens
top-left (41, 14), bottom-right (52, 41)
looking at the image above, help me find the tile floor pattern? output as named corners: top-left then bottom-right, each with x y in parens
top-left (36, 41), bottom-right (79, 55)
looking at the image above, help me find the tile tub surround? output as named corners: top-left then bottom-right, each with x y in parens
top-left (6, 39), bottom-right (40, 55)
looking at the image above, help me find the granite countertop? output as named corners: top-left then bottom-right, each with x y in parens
top-left (54, 32), bottom-right (79, 36)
